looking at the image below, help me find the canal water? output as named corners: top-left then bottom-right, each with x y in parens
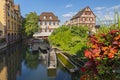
top-left (0, 42), bottom-right (79, 80)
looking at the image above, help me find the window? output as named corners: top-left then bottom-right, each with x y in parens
top-left (55, 22), bottom-right (58, 25)
top-left (11, 21), bottom-right (13, 29)
top-left (90, 24), bottom-right (93, 28)
top-left (90, 18), bottom-right (93, 21)
top-left (40, 21), bottom-right (42, 25)
top-left (8, 20), bottom-right (10, 29)
top-left (87, 17), bottom-right (89, 21)
top-left (89, 12), bottom-right (91, 15)
top-left (45, 29), bottom-right (47, 32)
top-left (49, 22), bottom-right (51, 25)
top-left (49, 29), bottom-right (51, 32)
top-left (0, 30), bottom-right (3, 36)
top-left (43, 16), bottom-right (46, 19)
top-left (15, 14), bottom-right (18, 20)
top-left (14, 14), bottom-right (16, 20)
top-left (8, 11), bottom-right (11, 16)
top-left (82, 17), bottom-right (85, 21)
top-left (53, 22), bottom-right (55, 25)
top-left (14, 23), bottom-right (16, 30)
top-left (11, 11), bottom-right (13, 18)
top-left (49, 16), bottom-right (52, 20)
top-left (47, 22), bottom-right (49, 25)
top-left (51, 22), bottom-right (53, 25)
top-left (85, 12), bottom-right (87, 15)
top-left (42, 21), bottom-right (45, 25)
top-left (85, 11), bottom-right (91, 15)
top-left (45, 22), bottom-right (47, 25)
top-left (16, 24), bottom-right (17, 30)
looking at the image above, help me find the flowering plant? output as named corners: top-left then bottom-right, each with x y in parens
top-left (81, 29), bottom-right (120, 79)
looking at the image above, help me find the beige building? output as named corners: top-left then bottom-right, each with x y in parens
top-left (34, 12), bottom-right (60, 39)
top-left (0, 0), bottom-right (22, 44)
top-left (64, 20), bottom-right (71, 26)
top-left (65, 6), bottom-right (96, 32)
top-left (39, 12), bottom-right (60, 32)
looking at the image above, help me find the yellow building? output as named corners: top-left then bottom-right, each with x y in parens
top-left (0, 21), bottom-right (5, 38)
top-left (0, 0), bottom-right (22, 44)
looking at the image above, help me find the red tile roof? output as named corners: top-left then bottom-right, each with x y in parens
top-left (39, 12), bottom-right (60, 21)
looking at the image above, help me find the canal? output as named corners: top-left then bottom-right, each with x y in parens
top-left (0, 41), bottom-right (79, 80)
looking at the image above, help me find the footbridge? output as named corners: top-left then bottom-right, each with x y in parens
top-left (33, 32), bottom-right (52, 40)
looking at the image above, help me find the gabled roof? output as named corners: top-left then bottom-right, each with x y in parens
top-left (71, 6), bottom-right (96, 20)
top-left (39, 12), bottom-right (60, 21)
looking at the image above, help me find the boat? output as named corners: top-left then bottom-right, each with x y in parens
top-left (57, 53), bottom-right (78, 73)
top-left (47, 49), bottom-right (57, 69)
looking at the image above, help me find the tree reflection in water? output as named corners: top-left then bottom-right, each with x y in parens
top-left (24, 50), bottom-right (39, 69)
top-left (0, 42), bottom-right (80, 80)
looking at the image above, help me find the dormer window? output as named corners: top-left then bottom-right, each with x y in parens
top-left (49, 16), bottom-right (52, 20)
top-left (43, 16), bottom-right (46, 19)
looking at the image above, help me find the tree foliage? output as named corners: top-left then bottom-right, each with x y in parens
top-left (24, 12), bottom-right (39, 36)
top-left (49, 26), bottom-right (89, 56)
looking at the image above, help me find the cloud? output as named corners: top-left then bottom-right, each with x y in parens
top-left (111, 4), bottom-right (120, 10)
top-left (94, 7), bottom-right (106, 10)
top-left (94, 5), bottom-right (120, 25)
top-left (65, 4), bottom-right (73, 8)
top-left (106, 4), bottom-right (120, 11)
top-left (62, 12), bottom-right (77, 18)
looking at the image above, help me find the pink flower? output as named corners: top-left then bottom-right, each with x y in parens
top-left (81, 67), bottom-right (86, 72)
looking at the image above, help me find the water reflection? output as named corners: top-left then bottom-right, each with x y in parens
top-left (0, 43), bottom-right (23, 80)
top-left (24, 50), bottom-right (39, 69)
top-left (47, 69), bottom-right (57, 79)
top-left (0, 42), bottom-right (79, 80)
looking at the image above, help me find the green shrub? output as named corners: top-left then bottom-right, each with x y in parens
top-left (49, 26), bottom-right (89, 57)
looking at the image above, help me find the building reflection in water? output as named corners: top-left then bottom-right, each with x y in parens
top-left (0, 43), bottom-right (23, 80)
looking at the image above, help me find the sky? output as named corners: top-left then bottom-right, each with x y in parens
top-left (14, 0), bottom-right (120, 25)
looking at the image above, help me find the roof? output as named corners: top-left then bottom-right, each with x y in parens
top-left (14, 4), bottom-right (20, 11)
top-left (39, 12), bottom-right (60, 21)
top-left (71, 6), bottom-right (96, 20)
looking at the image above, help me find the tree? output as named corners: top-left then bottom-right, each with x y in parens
top-left (24, 12), bottom-right (39, 36)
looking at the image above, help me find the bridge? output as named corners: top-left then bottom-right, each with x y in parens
top-left (29, 39), bottom-right (50, 52)
top-left (33, 32), bottom-right (52, 39)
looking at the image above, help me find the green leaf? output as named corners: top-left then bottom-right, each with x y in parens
top-left (24, 12), bottom-right (39, 36)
